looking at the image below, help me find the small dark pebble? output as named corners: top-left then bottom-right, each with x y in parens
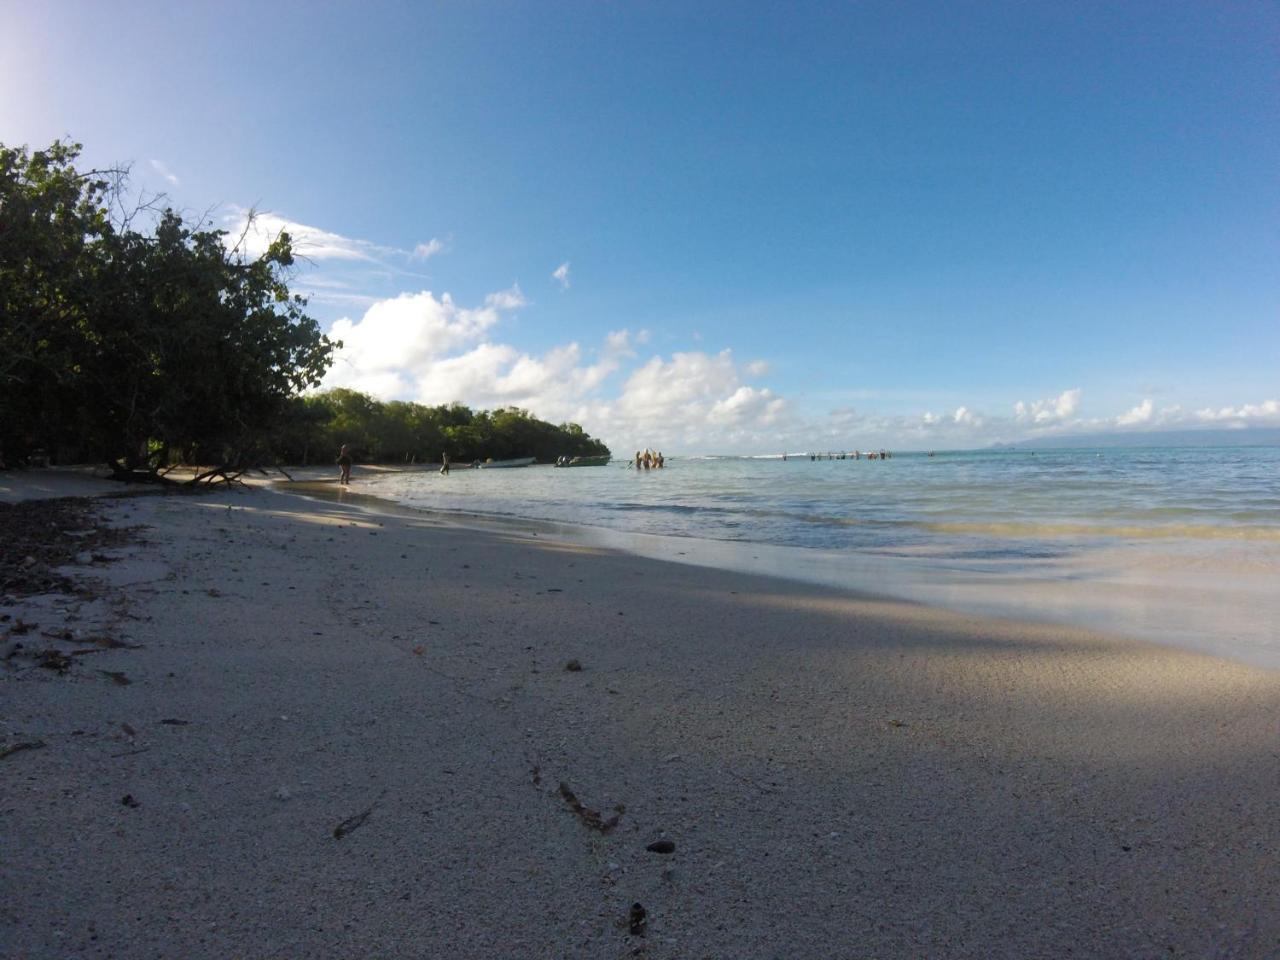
top-left (565, 659), bottom-right (583, 672)
top-left (628, 902), bottom-right (647, 936)
top-left (646, 839), bottom-right (676, 854)
top-left (160, 718), bottom-right (190, 726)
top-left (120, 794), bottom-right (140, 808)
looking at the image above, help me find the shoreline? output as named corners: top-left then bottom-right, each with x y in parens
top-left (277, 469), bottom-right (1280, 672)
top-left (6, 465), bottom-right (1279, 671)
top-left (3, 476), bottom-right (1279, 956)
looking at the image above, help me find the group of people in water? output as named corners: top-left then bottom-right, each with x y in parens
top-left (783, 450), bottom-right (892, 461)
top-left (337, 444), bottom-right (902, 482)
top-left (632, 449), bottom-right (664, 470)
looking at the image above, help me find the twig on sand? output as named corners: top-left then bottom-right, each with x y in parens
top-left (0, 740), bottom-right (46, 760)
top-left (557, 781), bottom-right (625, 834)
top-left (333, 790), bottom-right (386, 839)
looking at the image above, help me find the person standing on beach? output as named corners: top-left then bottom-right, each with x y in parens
top-left (337, 444), bottom-right (352, 484)
top-left (440, 451), bottom-right (451, 475)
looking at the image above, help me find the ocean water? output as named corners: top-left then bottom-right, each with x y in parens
top-left (349, 447), bottom-right (1280, 668)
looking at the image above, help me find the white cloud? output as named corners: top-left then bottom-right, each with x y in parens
top-left (603, 349), bottom-right (794, 448)
top-left (745, 360), bottom-right (771, 377)
top-left (325, 295), bottom-right (797, 450)
top-left (323, 290), bottom-right (515, 397)
top-left (224, 209), bottom-right (377, 262)
top-left (148, 159), bottom-right (180, 186)
top-left (484, 286), bottom-right (527, 311)
top-left (1014, 388), bottom-right (1081, 424)
top-left (604, 329), bottom-right (638, 358)
top-left (552, 262), bottom-right (571, 290)
top-left (953, 406), bottom-right (978, 426)
top-left (1116, 398), bottom-right (1154, 426)
top-left (412, 239), bottom-right (445, 260)
top-left (220, 208), bottom-right (449, 271)
top-left (1193, 399), bottom-right (1280, 425)
top-left (708, 386), bottom-right (786, 425)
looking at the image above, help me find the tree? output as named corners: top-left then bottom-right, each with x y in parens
top-left (0, 141), bottom-right (114, 461)
top-left (0, 139), bottom-right (338, 478)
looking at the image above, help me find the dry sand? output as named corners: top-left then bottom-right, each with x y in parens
top-left (2, 472), bottom-right (1278, 958)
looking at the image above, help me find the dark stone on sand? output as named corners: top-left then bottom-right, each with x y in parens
top-left (646, 839), bottom-right (676, 854)
top-left (628, 902), bottom-right (647, 936)
top-left (565, 659), bottom-right (583, 672)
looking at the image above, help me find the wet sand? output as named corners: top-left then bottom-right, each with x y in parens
top-left (2, 475), bottom-right (1278, 958)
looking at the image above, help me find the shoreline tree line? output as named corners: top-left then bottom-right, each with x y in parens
top-left (1, 140), bottom-right (608, 479)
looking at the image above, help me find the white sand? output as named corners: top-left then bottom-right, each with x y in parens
top-left (2, 477), bottom-right (1278, 958)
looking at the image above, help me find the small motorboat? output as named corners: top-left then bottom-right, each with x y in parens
top-left (476, 457), bottom-right (536, 469)
top-left (554, 455), bottom-right (611, 467)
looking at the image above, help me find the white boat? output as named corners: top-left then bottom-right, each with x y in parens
top-left (476, 457), bottom-right (536, 469)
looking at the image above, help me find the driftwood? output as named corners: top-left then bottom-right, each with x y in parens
top-left (557, 781), bottom-right (625, 834)
top-left (107, 460), bottom-right (251, 488)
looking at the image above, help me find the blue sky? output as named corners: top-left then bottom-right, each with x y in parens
top-left (4, 1), bottom-right (1277, 451)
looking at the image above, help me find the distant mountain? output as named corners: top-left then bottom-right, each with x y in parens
top-left (991, 428), bottom-right (1280, 450)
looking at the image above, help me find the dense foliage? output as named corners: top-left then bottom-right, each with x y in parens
top-left (1, 139), bottom-right (609, 473)
top-left (1, 140), bottom-right (337, 475)
top-left (274, 389), bottom-right (610, 466)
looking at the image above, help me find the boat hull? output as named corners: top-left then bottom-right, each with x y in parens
top-left (555, 456), bottom-right (611, 467)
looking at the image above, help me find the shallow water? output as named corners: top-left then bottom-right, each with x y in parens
top-left (324, 447), bottom-right (1280, 669)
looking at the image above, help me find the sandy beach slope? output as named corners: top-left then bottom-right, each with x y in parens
top-left (3, 477), bottom-right (1278, 958)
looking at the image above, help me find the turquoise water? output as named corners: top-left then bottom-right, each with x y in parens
top-left (351, 446), bottom-right (1280, 668)
top-left (366, 447), bottom-right (1280, 557)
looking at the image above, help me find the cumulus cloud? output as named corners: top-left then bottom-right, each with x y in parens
top-left (603, 350), bottom-right (794, 448)
top-left (1014, 388), bottom-right (1081, 424)
top-left (318, 284), bottom-right (796, 449)
top-left (552, 262), bottom-right (570, 290)
top-left (1115, 398), bottom-right (1154, 427)
top-left (745, 360), bottom-right (771, 377)
top-left (1193, 399), bottom-right (1280, 425)
top-left (323, 289), bottom-right (516, 397)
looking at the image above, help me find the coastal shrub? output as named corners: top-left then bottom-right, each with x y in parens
top-left (0, 139), bottom-right (337, 478)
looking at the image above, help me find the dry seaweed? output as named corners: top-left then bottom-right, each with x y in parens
top-left (0, 497), bottom-right (137, 598)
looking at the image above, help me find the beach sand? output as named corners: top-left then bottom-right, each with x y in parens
top-left (3, 473), bottom-right (1278, 958)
